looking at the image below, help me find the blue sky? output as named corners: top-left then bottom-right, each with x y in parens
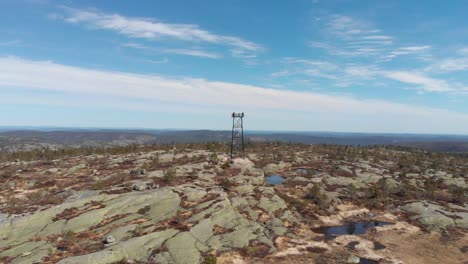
top-left (1, 0), bottom-right (468, 134)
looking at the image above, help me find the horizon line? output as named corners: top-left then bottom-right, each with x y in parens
top-left (1, 125), bottom-right (468, 137)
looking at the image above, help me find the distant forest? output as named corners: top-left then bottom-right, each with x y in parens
top-left (1, 129), bottom-right (468, 153)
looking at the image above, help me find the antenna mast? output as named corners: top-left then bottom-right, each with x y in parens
top-left (231, 112), bottom-right (245, 159)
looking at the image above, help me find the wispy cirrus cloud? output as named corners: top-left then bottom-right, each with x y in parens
top-left (0, 40), bottom-right (22, 47)
top-left (164, 49), bottom-right (221, 59)
top-left (271, 58), bottom-right (339, 80)
top-left (311, 15), bottom-right (434, 61)
top-left (344, 65), bottom-right (379, 79)
top-left (122, 42), bottom-right (222, 59)
top-left (272, 56), bottom-right (466, 94)
top-left (427, 58), bottom-right (468, 72)
top-left (425, 47), bottom-right (468, 72)
top-left (316, 15), bottom-right (393, 58)
top-left (383, 45), bottom-right (431, 60)
top-left (297, 14), bottom-right (462, 94)
top-left (272, 57), bottom-right (379, 86)
top-left (385, 71), bottom-right (454, 92)
top-left (459, 47), bottom-right (468, 56)
top-left (145, 58), bottom-right (169, 64)
top-left (56, 7), bottom-right (263, 59)
top-left (121, 42), bottom-right (151, 50)
top-left (2, 56), bottom-right (468, 133)
top-left (361, 35), bottom-right (392, 40)
top-left (326, 15), bottom-right (381, 38)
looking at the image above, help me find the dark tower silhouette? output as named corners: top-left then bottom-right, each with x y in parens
top-left (231, 112), bottom-right (245, 158)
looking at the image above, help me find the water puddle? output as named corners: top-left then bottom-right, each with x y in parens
top-left (295, 168), bottom-right (317, 175)
top-left (314, 221), bottom-right (393, 240)
top-left (360, 259), bottom-right (378, 264)
top-left (265, 175), bottom-right (285, 185)
top-left (296, 168), bottom-right (308, 174)
top-left (373, 241), bottom-right (386, 250)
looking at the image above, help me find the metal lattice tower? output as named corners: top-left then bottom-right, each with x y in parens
top-left (231, 112), bottom-right (245, 159)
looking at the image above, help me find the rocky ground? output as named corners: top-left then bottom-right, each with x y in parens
top-left (0, 143), bottom-right (466, 264)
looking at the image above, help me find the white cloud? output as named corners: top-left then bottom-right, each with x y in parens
top-left (311, 15), bottom-right (391, 58)
top-left (425, 48), bottom-right (468, 72)
top-left (270, 70), bottom-right (290, 77)
top-left (326, 15), bottom-right (379, 38)
top-left (348, 40), bottom-right (392, 46)
top-left (425, 58), bottom-right (468, 72)
top-left (314, 15), bottom-right (433, 61)
top-left (399, 46), bottom-right (431, 52)
top-left (163, 49), bottom-right (221, 59)
top-left (277, 58), bottom-right (381, 85)
top-left (275, 55), bottom-right (466, 93)
top-left (438, 58), bottom-right (468, 72)
top-left (284, 58), bottom-right (338, 70)
top-left (122, 42), bottom-right (151, 50)
top-left (308, 41), bottom-right (333, 50)
top-left (122, 42), bottom-right (221, 59)
top-left (280, 58), bottom-right (339, 79)
top-left (385, 71), bottom-right (453, 92)
top-left (145, 58), bottom-right (169, 64)
top-left (361, 35), bottom-right (392, 40)
top-left (344, 66), bottom-right (378, 78)
top-left (383, 46), bottom-right (431, 60)
top-left (1, 56), bottom-right (468, 133)
top-left (59, 7), bottom-right (263, 58)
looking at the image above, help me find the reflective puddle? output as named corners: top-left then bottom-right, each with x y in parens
top-left (296, 168), bottom-right (308, 174)
top-left (265, 175), bottom-right (285, 185)
top-left (314, 221), bottom-right (393, 240)
top-left (295, 168), bottom-right (317, 175)
top-left (360, 259), bottom-right (379, 264)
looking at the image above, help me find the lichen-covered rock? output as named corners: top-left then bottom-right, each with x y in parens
top-left (165, 232), bottom-right (201, 264)
top-left (325, 176), bottom-right (358, 187)
top-left (106, 224), bottom-right (137, 242)
top-left (235, 184), bottom-right (255, 196)
top-left (258, 195), bottom-right (287, 214)
top-left (263, 162), bottom-right (291, 175)
top-left (66, 164), bottom-right (86, 174)
top-left (0, 189), bottom-right (180, 249)
top-left (57, 229), bottom-right (179, 264)
top-left (158, 153), bottom-right (174, 163)
top-left (132, 181), bottom-right (148, 191)
top-left (400, 201), bottom-right (467, 230)
top-left (0, 240), bottom-right (52, 264)
top-left (231, 158), bottom-right (256, 172)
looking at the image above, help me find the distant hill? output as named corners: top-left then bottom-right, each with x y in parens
top-left (1, 128), bottom-right (468, 153)
top-left (397, 141), bottom-right (468, 153)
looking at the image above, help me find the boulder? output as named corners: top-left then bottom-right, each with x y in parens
top-left (230, 158), bottom-right (256, 172)
top-left (66, 164), bottom-right (86, 174)
top-left (325, 176), bottom-right (358, 187)
top-left (130, 169), bottom-right (147, 176)
top-left (158, 153), bottom-right (174, 163)
top-left (132, 181), bottom-right (148, 191)
top-left (103, 235), bottom-right (116, 244)
top-left (263, 162), bottom-right (291, 175)
top-left (347, 254), bottom-right (360, 263)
